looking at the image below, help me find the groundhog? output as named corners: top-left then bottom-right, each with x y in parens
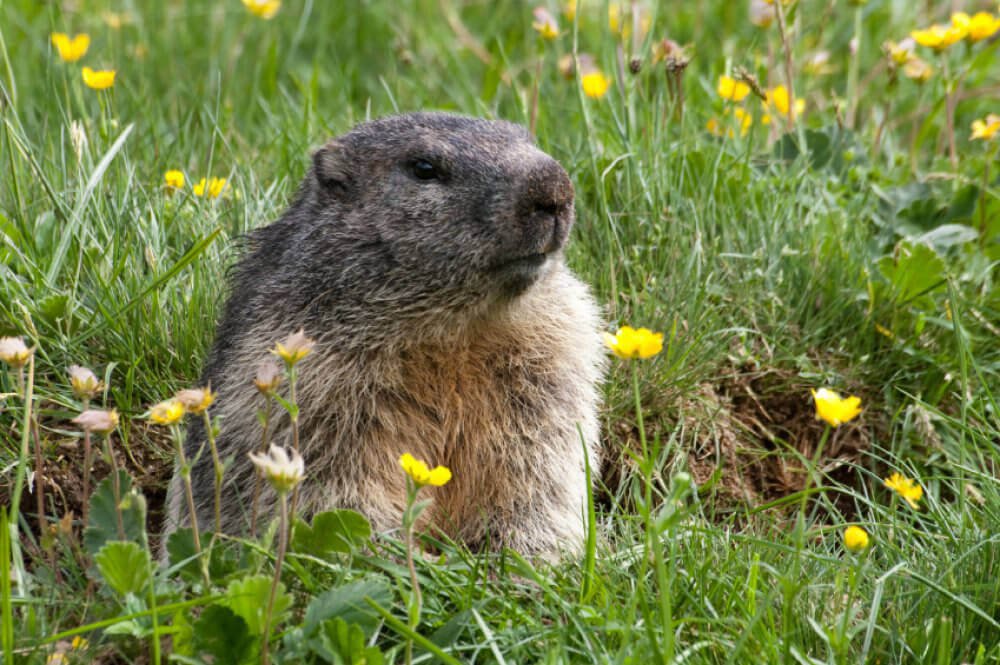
top-left (165, 112), bottom-right (606, 555)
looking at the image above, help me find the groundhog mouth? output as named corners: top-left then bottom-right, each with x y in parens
top-left (489, 252), bottom-right (551, 295)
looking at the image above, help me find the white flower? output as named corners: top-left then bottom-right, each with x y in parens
top-left (249, 444), bottom-right (305, 494)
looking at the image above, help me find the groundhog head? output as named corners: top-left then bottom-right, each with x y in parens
top-left (302, 112), bottom-right (575, 319)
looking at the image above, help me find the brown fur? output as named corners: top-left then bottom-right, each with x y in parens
top-left (165, 113), bottom-right (605, 555)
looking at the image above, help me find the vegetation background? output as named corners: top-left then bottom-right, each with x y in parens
top-left (1, 0), bottom-right (999, 663)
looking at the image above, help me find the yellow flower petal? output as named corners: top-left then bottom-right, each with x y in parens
top-left (884, 472), bottom-right (923, 509)
top-left (810, 388), bottom-right (862, 427)
top-left (399, 453), bottom-right (451, 487)
top-left (82, 66), bottom-right (116, 90)
top-left (149, 398), bottom-right (185, 426)
top-left (843, 525), bottom-right (870, 553)
top-left (242, 0), bottom-right (281, 19)
top-left (164, 170), bottom-right (185, 190)
top-left (51, 33), bottom-right (90, 63)
top-left (604, 326), bottom-right (664, 360)
top-left (717, 75), bottom-right (750, 102)
top-left (581, 70), bottom-right (611, 99)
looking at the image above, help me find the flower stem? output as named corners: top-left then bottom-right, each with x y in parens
top-left (172, 426), bottom-right (202, 554)
top-left (202, 410), bottom-right (223, 536)
top-left (81, 399), bottom-right (92, 528)
top-left (103, 433), bottom-right (126, 541)
top-left (846, 4), bottom-right (863, 128)
top-left (261, 492), bottom-right (289, 665)
top-left (403, 482), bottom-right (422, 665)
top-left (288, 364), bottom-right (301, 522)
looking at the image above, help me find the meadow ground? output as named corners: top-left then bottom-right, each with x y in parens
top-left (2, 1), bottom-right (1000, 663)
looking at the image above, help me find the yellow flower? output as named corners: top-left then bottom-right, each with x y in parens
top-left (149, 398), bottom-right (185, 426)
top-left (50, 33), bottom-right (90, 63)
top-left (563, 0), bottom-right (577, 21)
top-left (164, 170), bottom-right (185, 190)
top-left (767, 85), bottom-right (805, 118)
top-left (193, 177), bottom-right (227, 198)
top-left (399, 453), bottom-right (452, 487)
top-left (532, 7), bottom-right (559, 39)
top-left (970, 114), bottom-right (1000, 141)
top-left (810, 388), bottom-right (862, 427)
top-left (81, 67), bottom-right (116, 90)
top-left (68, 365), bottom-right (103, 401)
top-left (72, 409), bottom-right (120, 435)
top-left (71, 636), bottom-right (89, 650)
top-left (911, 24), bottom-right (966, 50)
top-left (603, 326), bottom-right (664, 360)
top-left (902, 57), bottom-right (933, 82)
top-left (843, 525), bottom-right (870, 553)
top-left (175, 387), bottom-right (216, 414)
top-left (717, 75), bottom-right (750, 102)
top-left (272, 329), bottom-right (315, 366)
top-left (0, 336), bottom-right (33, 368)
top-left (952, 11), bottom-right (1000, 42)
top-left (242, 0), bottom-right (281, 19)
top-left (249, 444), bottom-right (305, 494)
top-left (581, 70), bottom-right (611, 99)
top-left (733, 107), bottom-right (752, 136)
top-left (884, 472), bottom-right (923, 509)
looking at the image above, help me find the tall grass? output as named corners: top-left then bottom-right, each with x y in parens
top-left (2, 1), bottom-right (999, 663)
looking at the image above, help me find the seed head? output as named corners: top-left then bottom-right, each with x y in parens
top-left (175, 387), bottom-right (216, 414)
top-left (249, 444), bottom-right (305, 494)
top-left (72, 409), bottom-right (120, 435)
top-left (0, 337), bottom-right (33, 368)
top-left (68, 365), bottom-right (103, 401)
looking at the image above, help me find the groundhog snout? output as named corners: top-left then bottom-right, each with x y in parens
top-left (518, 156), bottom-right (575, 253)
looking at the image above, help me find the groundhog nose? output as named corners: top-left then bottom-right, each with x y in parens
top-left (523, 157), bottom-right (574, 221)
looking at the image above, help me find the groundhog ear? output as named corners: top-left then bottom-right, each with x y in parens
top-left (312, 141), bottom-right (353, 199)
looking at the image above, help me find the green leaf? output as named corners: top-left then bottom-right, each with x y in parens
top-left (292, 509), bottom-right (371, 557)
top-left (877, 242), bottom-right (946, 306)
top-left (302, 577), bottom-right (392, 638)
top-left (313, 617), bottom-right (385, 665)
top-left (224, 574), bottom-right (292, 636)
top-left (94, 541), bottom-right (151, 597)
top-left (193, 605), bottom-right (256, 665)
top-left (84, 471), bottom-right (147, 556)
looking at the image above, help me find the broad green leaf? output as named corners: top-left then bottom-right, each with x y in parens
top-left (94, 541), bottom-right (151, 597)
top-left (84, 472), bottom-right (146, 556)
top-left (877, 242), bottom-right (946, 306)
top-left (302, 577), bottom-right (392, 638)
top-left (292, 509), bottom-right (371, 557)
top-left (313, 617), bottom-right (385, 665)
top-left (224, 574), bottom-right (292, 636)
top-left (193, 605), bottom-right (256, 665)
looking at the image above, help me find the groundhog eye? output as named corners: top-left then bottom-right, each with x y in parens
top-left (410, 159), bottom-right (441, 181)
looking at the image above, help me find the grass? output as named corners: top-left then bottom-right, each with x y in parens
top-left (2, 0), bottom-right (1000, 663)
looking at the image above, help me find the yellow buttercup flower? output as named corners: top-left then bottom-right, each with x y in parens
top-left (164, 170), bottom-right (185, 190)
top-left (717, 75), bottom-right (750, 102)
top-left (193, 177), bottom-right (227, 198)
top-left (399, 453), bottom-right (452, 487)
top-left (532, 7), bottom-right (559, 39)
top-left (951, 12), bottom-right (1000, 42)
top-left (603, 326), bottom-right (664, 360)
top-left (970, 114), bottom-right (1000, 141)
top-left (911, 24), bottom-right (966, 50)
top-left (884, 472), bottom-right (923, 509)
top-left (242, 0), bottom-right (281, 19)
top-left (50, 33), bottom-right (90, 63)
top-left (175, 387), bottom-right (216, 414)
top-left (581, 70), bottom-right (611, 99)
top-left (810, 388), bottom-right (862, 427)
top-left (767, 85), bottom-right (805, 118)
top-left (149, 398), bottom-right (185, 426)
top-left (843, 526), bottom-right (870, 553)
top-left (81, 67), bottom-right (116, 90)
top-left (563, 0), bottom-right (577, 21)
